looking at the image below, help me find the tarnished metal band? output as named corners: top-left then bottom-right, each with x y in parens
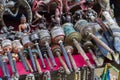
top-left (51, 26), bottom-right (65, 39)
top-left (22, 35), bottom-right (33, 47)
top-left (2, 39), bottom-right (12, 48)
top-left (39, 30), bottom-right (50, 39)
top-left (12, 40), bottom-right (23, 52)
top-left (74, 19), bottom-right (88, 32)
top-left (30, 33), bottom-right (39, 41)
top-left (62, 23), bottom-right (75, 37)
top-left (38, 29), bottom-right (51, 45)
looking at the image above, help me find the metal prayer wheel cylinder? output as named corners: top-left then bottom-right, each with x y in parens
top-left (31, 31), bottom-right (46, 68)
top-left (80, 24), bottom-right (96, 41)
top-left (2, 39), bottom-right (12, 52)
top-left (74, 20), bottom-right (96, 41)
top-left (2, 39), bottom-right (16, 73)
top-left (38, 29), bottom-right (57, 66)
top-left (12, 40), bottom-right (24, 53)
top-left (38, 29), bottom-right (51, 45)
top-left (51, 26), bottom-right (65, 44)
top-left (62, 23), bottom-right (81, 45)
top-left (21, 35), bottom-right (33, 48)
top-left (2, 55), bottom-right (9, 63)
top-left (12, 40), bottom-right (30, 71)
top-left (30, 32), bottom-right (39, 42)
top-left (74, 19), bottom-right (88, 31)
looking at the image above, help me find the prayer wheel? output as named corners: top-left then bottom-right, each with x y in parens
top-left (21, 34), bottom-right (37, 72)
top-left (2, 55), bottom-right (11, 79)
top-left (1, 39), bottom-right (16, 73)
top-left (33, 53), bottom-right (42, 74)
top-left (12, 53), bottom-right (19, 77)
top-left (62, 22), bottom-right (94, 68)
top-left (51, 26), bottom-right (73, 71)
top-left (51, 45), bottom-right (71, 74)
top-left (0, 46), bottom-right (6, 77)
top-left (83, 41), bottom-right (101, 67)
top-left (65, 45), bottom-right (78, 71)
top-left (74, 20), bottom-right (114, 57)
top-left (39, 29), bottom-right (56, 66)
top-left (12, 40), bottom-right (29, 71)
top-left (30, 32), bottom-right (46, 68)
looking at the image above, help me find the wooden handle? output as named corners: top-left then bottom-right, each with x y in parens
top-left (34, 54), bottom-right (42, 74)
top-left (68, 52), bottom-right (78, 71)
top-left (25, 57), bottom-right (33, 72)
top-left (56, 52), bottom-right (71, 74)
top-left (88, 49), bottom-right (101, 67)
top-left (73, 39), bottom-right (94, 69)
top-left (89, 33), bottom-right (114, 55)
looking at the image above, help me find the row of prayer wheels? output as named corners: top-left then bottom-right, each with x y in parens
top-left (0, 16), bottom-right (116, 79)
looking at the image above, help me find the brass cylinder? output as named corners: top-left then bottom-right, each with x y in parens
top-left (21, 34), bottom-right (33, 48)
top-left (38, 29), bottom-right (51, 45)
top-left (74, 20), bottom-right (96, 41)
top-left (80, 24), bottom-right (96, 41)
top-left (2, 39), bottom-right (12, 52)
top-left (12, 40), bottom-right (24, 53)
top-left (50, 26), bottom-right (65, 44)
top-left (62, 23), bottom-right (81, 45)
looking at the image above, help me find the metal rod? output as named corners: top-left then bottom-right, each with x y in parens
top-left (59, 40), bottom-right (73, 72)
top-left (73, 39), bottom-right (94, 69)
top-left (24, 57), bottom-right (33, 72)
top-left (88, 32), bottom-right (114, 55)
top-left (28, 47), bottom-right (37, 72)
top-left (13, 59), bottom-right (19, 78)
top-left (88, 48), bottom-right (101, 67)
top-left (35, 42), bottom-right (46, 68)
top-left (3, 61), bottom-right (11, 80)
top-left (56, 51), bottom-right (71, 74)
top-left (33, 54), bottom-right (42, 74)
top-left (45, 41), bottom-right (56, 67)
top-left (18, 51), bottom-right (29, 71)
top-left (7, 50), bottom-right (16, 73)
top-left (0, 55), bottom-right (7, 77)
top-left (44, 54), bottom-right (53, 70)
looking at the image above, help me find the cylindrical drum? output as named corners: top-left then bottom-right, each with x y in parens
top-left (2, 39), bottom-right (12, 52)
top-left (74, 19), bottom-right (88, 32)
top-left (51, 26), bottom-right (65, 44)
top-left (30, 33), bottom-right (39, 42)
top-left (62, 23), bottom-right (81, 45)
top-left (74, 20), bottom-right (96, 41)
top-left (21, 35), bottom-right (33, 48)
top-left (38, 29), bottom-right (51, 45)
top-left (12, 40), bottom-right (24, 53)
top-left (81, 24), bottom-right (96, 41)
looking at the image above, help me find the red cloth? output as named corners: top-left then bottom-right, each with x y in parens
top-left (0, 53), bottom-right (95, 77)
